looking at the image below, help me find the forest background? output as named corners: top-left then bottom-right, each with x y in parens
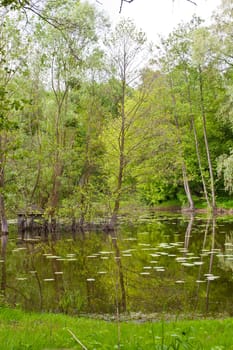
top-left (1, 0), bottom-right (233, 232)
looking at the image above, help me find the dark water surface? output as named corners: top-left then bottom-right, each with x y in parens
top-left (1, 213), bottom-right (233, 318)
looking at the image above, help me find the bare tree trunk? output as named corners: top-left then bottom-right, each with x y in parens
top-left (110, 160), bottom-right (124, 228)
top-left (0, 136), bottom-right (8, 235)
top-left (30, 160), bottom-right (41, 205)
top-left (191, 116), bottom-right (211, 207)
top-left (181, 163), bottom-right (194, 210)
top-left (184, 68), bottom-right (211, 208)
top-left (169, 78), bottom-right (194, 210)
top-left (0, 194), bottom-right (8, 235)
top-left (0, 137), bottom-right (7, 295)
top-left (48, 99), bottom-right (64, 217)
top-left (49, 160), bottom-right (63, 217)
top-left (30, 133), bottom-right (42, 205)
top-left (198, 65), bottom-right (216, 211)
top-left (47, 57), bottom-right (68, 222)
top-left (110, 78), bottom-right (126, 228)
top-left (78, 83), bottom-right (94, 227)
top-left (78, 168), bottom-right (90, 227)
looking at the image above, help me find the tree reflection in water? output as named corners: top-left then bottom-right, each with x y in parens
top-left (0, 214), bottom-right (233, 318)
top-left (0, 233), bottom-right (8, 295)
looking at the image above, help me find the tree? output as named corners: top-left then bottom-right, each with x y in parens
top-left (132, 69), bottom-right (182, 206)
top-left (157, 27), bottom-right (196, 210)
top-left (0, 14), bottom-right (29, 233)
top-left (31, 0), bottom-right (106, 224)
top-left (192, 26), bottom-right (221, 211)
top-left (103, 19), bottom-right (150, 227)
top-left (213, 0), bottom-right (233, 195)
top-left (62, 66), bottom-right (108, 226)
top-left (164, 20), bottom-right (213, 209)
top-left (154, 16), bottom-right (226, 210)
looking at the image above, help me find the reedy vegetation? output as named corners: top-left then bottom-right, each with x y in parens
top-left (1, 0), bottom-right (233, 227)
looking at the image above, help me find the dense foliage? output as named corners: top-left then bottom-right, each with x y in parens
top-left (1, 0), bottom-right (233, 229)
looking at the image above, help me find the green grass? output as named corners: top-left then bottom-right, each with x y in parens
top-left (0, 307), bottom-right (233, 349)
top-left (216, 197), bottom-right (233, 209)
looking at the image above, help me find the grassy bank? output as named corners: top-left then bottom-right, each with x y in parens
top-left (119, 197), bottom-right (233, 217)
top-left (0, 307), bottom-right (233, 349)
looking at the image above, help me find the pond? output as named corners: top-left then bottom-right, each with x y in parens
top-left (1, 212), bottom-right (233, 319)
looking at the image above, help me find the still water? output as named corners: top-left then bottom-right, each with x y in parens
top-left (1, 213), bottom-right (233, 318)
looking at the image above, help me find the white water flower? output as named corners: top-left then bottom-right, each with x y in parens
top-left (43, 278), bottom-right (55, 282)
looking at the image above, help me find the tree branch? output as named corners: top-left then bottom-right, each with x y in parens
top-left (119, 0), bottom-right (197, 13)
top-left (186, 0), bottom-right (197, 5)
top-left (119, 0), bottom-right (134, 13)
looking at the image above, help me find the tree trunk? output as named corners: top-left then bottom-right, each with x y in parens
top-left (110, 159), bottom-right (124, 228)
top-left (0, 141), bottom-right (8, 235)
top-left (184, 68), bottom-right (211, 208)
top-left (198, 65), bottom-right (216, 211)
top-left (0, 142), bottom-right (7, 295)
top-left (110, 78), bottom-right (126, 228)
top-left (169, 77), bottom-right (194, 210)
top-left (48, 57), bottom-right (69, 221)
top-left (0, 195), bottom-right (8, 234)
top-left (191, 116), bottom-right (211, 208)
top-left (182, 163), bottom-right (195, 210)
top-left (78, 142), bottom-right (91, 227)
top-left (30, 150), bottom-right (42, 204)
top-left (48, 159), bottom-right (63, 225)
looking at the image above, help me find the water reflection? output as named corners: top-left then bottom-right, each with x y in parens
top-left (111, 230), bottom-right (127, 313)
top-left (1, 213), bottom-right (233, 318)
top-left (205, 217), bottom-right (215, 313)
top-left (0, 233), bottom-right (8, 295)
top-left (194, 218), bottom-right (210, 310)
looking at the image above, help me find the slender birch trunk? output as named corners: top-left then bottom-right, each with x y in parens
top-left (110, 77), bottom-right (126, 228)
top-left (0, 136), bottom-right (8, 235)
top-left (184, 68), bottom-right (211, 208)
top-left (169, 78), bottom-right (194, 210)
top-left (198, 65), bottom-right (216, 211)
